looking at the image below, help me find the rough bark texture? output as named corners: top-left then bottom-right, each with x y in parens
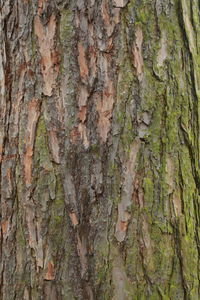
top-left (0, 0), bottom-right (200, 299)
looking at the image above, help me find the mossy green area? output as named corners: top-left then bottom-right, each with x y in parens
top-left (33, 115), bottom-right (75, 298)
top-left (59, 8), bottom-right (74, 75)
top-left (34, 116), bottom-right (52, 170)
top-left (59, 9), bottom-right (73, 46)
top-left (103, 0), bottom-right (200, 298)
top-left (48, 175), bottom-right (65, 255)
top-left (33, 115), bottom-right (65, 247)
top-left (93, 240), bottom-right (112, 299)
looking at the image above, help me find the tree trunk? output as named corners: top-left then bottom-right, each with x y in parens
top-left (0, 0), bottom-right (200, 299)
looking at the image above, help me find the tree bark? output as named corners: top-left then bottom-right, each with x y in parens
top-left (0, 0), bottom-right (200, 299)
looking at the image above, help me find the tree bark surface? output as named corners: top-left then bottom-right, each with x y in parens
top-left (0, 0), bottom-right (200, 299)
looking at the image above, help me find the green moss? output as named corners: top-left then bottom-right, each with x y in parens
top-left (103, 0), bottom-right (200, 298)
top-left (60, 9), bottom-right (73, 45)
top-left (53, 215), bottom-right (62, 224)
top-left (33, 116), bottom-right (65, 254)
top-left (90, 143), bottom-right (100, 157)
top-left (59, 8), bottom-right (74, 74)
top-left (143, 176), bottom-right (154, 209)
top-left (54, 175), bottom-right (65, 207)
top-left (112, 15), bottom-right (136, 155)
top-left (47, 174), bottom-right (66, 257)
top-left (34, 116), bottom-right (52, 170)
top-left (94, 240), bottom-right (112, 299)
top-left (63, 292), bottom-right (76, 300)
top-left (16, 220), bottom-right (25, 247)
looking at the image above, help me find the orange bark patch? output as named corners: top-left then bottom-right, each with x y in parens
top-left (6, 167), bottom-right (13, 195)
top-left (101, 0), bottom-right (120, 36)
top-left (96, 54), bottom-right (115, 143)
top-left (37, 0), bottom-right (47, 15)
top-left (132, 27), bottom-right (143, 80)
top-left (115, 208), bottom-right (131, 241)
top-left (119, 220), bottom-right (129, 232)
top-left (17, 63), bottom-right (26, 74)
top-left (1, 220), bottom-right (8, 235)
top-left (78, 106), bottom-right (87, 122)
top-left (78, 123), bottom-right (89, 149)
top-left (34, 15), bottom-right (58, 96)
top-left (96, 81), bottom-right (114, 143)
top-left (78, 42), bottom-right (89, 79)
top-left (76, 87), bottom-right (89, 148)
top-left (101, 0), bottom-right (110, 28)
top-left (69, 212), bottom-right (79, 226)
top-left (44, 261), bottom-right (55, 281)
top-left (24, 99), bottom-right (40, 185)
top-left (38, 0), bottom-right (43, 14)
top-left (28, 69), bottom-right (34, 78)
